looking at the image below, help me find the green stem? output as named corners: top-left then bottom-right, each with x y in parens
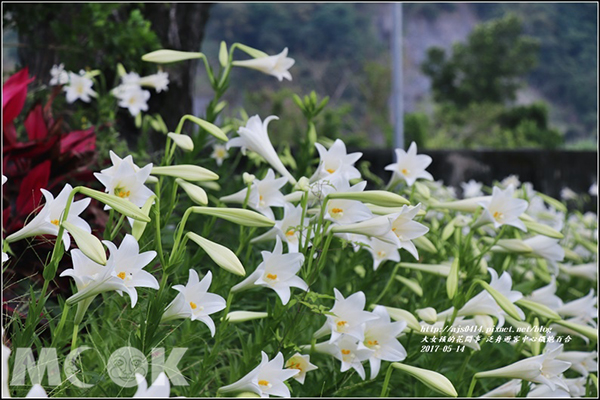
top-left (380, 364), bottom-right (394, 397)
top-left (467, 376), bottom-right (477, 398)
top-left (373, 263), bottom-right (401, 305)
top-left (71, 323), bottom-right (80, 352)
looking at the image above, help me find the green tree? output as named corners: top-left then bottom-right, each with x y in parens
top-left (421, 14), bottom-right (539, 108)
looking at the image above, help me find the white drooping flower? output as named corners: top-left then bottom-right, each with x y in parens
top-left (481, 379), bottom-right (522, 397)
top-left (325, 181), bottom-right (373, 225)
top-left (231, 237), bottom-right (307, 305)
top-left (384, 142), bottom-right (433, 187)
top-left (285, 353), bottom-right (318, 385)
top-left (438, 268), bottom-right (525, 327)
top-left (475, 344), bottom-right (571, 392)
top-left (461, 179), bottom-right (483, 198)
top-left (219, 352), bottom-right (298, 397)
top-left (389, 203), bottom-right (429, 259)
top-left (560, 187), bottom-right (578, 201)
top-left (49, 63), bottom-right (68, 86)
top-left (556, 350), bottom-right (598, 377)
top-left (5, 184), bottom-right (91, 250)
top-left (525, 277), bottom-right (563, 311)
top-left (102, 234), bottom-right (159, 308)
top-left (590, 183), bottom-right (598, 197)
top-left (313, 288), bottom-right (379, 344)
top-left (523, 236), bottom-right (565, 263)
top-left (133, 372), bottom-right (170, 398)
top-left (220, 169), bottom-right (287, 220)
top-left (115, 84), bottom-right (151, 117)
top-left (363, 236), bottom-right (401, 271)
top-left (94, 152), bottom-right (155, 209)
top-left (313, 335), bottom-right (374, 381)
top-left (162, 270), bottom-right (226, 336)
top-left (227, 115), bottom-right (296, 184)
top-left (475, 185), bottom-right (528, 231)
top-left (233, 47), bottom-right (295, 82)
top-left (311, 139), bottom-right (362, 182)
top-left (210, 144), bottom-right (229, 166)
top-left (555, 289), bottom-right (597, 325)
top-left (138, 71), bottom-right (170, 93)
top-left (64, 71), bottom-right (97, 103)
top-left (360, 306), bottom-right (407, 379)
top-left (560, 263), bottom-right (597, 281)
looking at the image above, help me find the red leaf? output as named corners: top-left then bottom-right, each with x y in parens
top-left (60, 127), bottom-right (96, 155)
top-left (16, 160), bottom-right (51, 215)
top-left (2, 67), bottom-right (35, 129)
top-left (24, 104), bottom-right (48, 141)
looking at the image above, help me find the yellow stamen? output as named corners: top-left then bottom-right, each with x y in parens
top-left (285, 230), bottom-right (295, 237)
top-left (51, 219), bottom-right (60, 226)
top-left (190, 302), bottom-right (197, 310)
top-left (258, 380), bottom-right (270, 387)
top-left (341, 349), bottom-right (351, 355)
top-left (401, 168), bottom-right (409, 175)
top-left (493, 211), bottom-right (504, 221)
top-left (367, 340), bottom-right (379, 346)
top-left (377, 251), bottom-right (386, 259)
top-left (117, 272), bottom-right (126, 280)
top-left (326, 168), bottom-right (336, 174)
top-left (266, 273), bottom-right (278, 280)
top-left (114, 187), bottom-right (131, 199)
top-left (331, 208), bottom-right (343, 215)
top-left (337, 320), bottom-right (348, 327)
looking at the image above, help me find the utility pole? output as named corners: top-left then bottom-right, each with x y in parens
top-left (391, 2), bottom-right (404, 152)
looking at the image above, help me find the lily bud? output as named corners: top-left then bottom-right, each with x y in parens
top-left (142, 49), bottom-right (205, 64)
top-left (187, 232), bottom-right (245, 276)
top-left (328, 190), bottom-right (409, 207)
top-left (151, 165), bottom-right (218, 182)
top-left (219, 41), bottom-right (229, 67)
top-left (476, 280), bottom-right (523, 321)
top-left (296, 176), bottom-right (310, 192)
top-left (413, 181), bottom-right (431, 199)
top-left (391, 363), bottom-right (458, 398)
top-left (416, 307), bottom-right (438, 324)
top-left (446, 257), bottom-right (459, 300)
top-left (394, 275), bottom-right (423, 297)
top-left (493, 239), bottom-right (534, 254)
top-left (78, 187), bottom-right (150, 222)
top-left (429, 196), bottom-right (491, 213)
top-left (523, 220), bottom-right (564, 239)
top-left (515, 299), bottom-right (561, 321)
top-left (176, 179), bottom-right (208, 205)
top-left (62, 221), bottom-right (106, 265)
top-left (243, 172), bottom-right (255, 185)
top-left (398, 262), bottom-right (450, 277)
top-left (191, 207), bottom-right (275, 227)
top-left (383, 306), bottom-right (421, 332)
top-left (224, 311), bottom-right (269, 323)
top-left (168, 132), bottom-right (194, 151)
top-left (413, 236), bottom-right (437, 254)
top-left (132, 195), bottom-right (156, 241)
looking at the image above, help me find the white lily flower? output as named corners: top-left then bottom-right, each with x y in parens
top-left (560, 187), bottom-right (577, 201)
top-left (227, 115), bottom-right (296, 184)
top-left (314, 335), bottom-right (374, 380)
top-left (385, 142), bottom-right (433, 187)
top-left (220, 169), bottom-right (287, 220)
top-left (526, 277), bottom-right (563, 311)
top-left (419, 317), bottom-right (482, 351)
top-left (475, 344), bottom-right (570, 391)
top-left (115, 84), bottom-right (151, 117)
top-left (364, 236), bottom-right (400, 271)
top-left (162, 270), bottom-right (226, 336)
top-left (5, 184), bottom-right (91, 250)
top-left (461, 179), bottom-right (483, 198)
top-left (331, 215), bottom-right (397, 245)
top-left (311, 139), bottom-right (362, 182)
top-left (481, 379), bottom-right (522, 397)
top-left (564, 377), bottom-right (588, 397)
top-left (253, 202), bottom-right (310, 253)
top-left (233, 47), bottom-right (295, 82)
top-left (556, 289), bottom-right (597, 324)
top-left (219, 351), bottom-right (298, 397)
top-left (133, 372), bottom-right (170, 398)
top-left (560, 263), bottom-right (597, 281)
top-left (389, 203), bottom-right (429, 259)
top-left (94, 153), bottom-right (155, 209)
top-left (285, 353), bottom-right (318, 385)
top-left (231, 237), bottom-right (306, 305)
top-left (523, 236), bottom-right (564, 263)
top-left (556, 351), bottom-right (597, 377)
top-left (64, 71), bottom-right (97, 103)
top-left (325, 181), bottom-right (373, 225)
top-left (526, 197), bottom-right (564, 232)
top-left (211, 144), bottom-right (229, 166)
top-left (590, 183), bottom-right (598, 197)
top-left (501, 175), bottom-right (521, 189)
top-left (102, 234), bottom-right (158, 308)
top-left (438, 268), bottom-right (524, 327)
top-left (60, 248), bottom-right (127, 305)
top-left (49, 63), bottom-right (68, 86)
top-left (138, 71), bottom-right (170, 92)
top-left (313, 288), bottom-right (379, 344)
top-left (360, 306), bottom-right (407, 379)
top-left (475, 185), bottom-right (528, 231)
top-left (526, 383), bottom-right (570, 398)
